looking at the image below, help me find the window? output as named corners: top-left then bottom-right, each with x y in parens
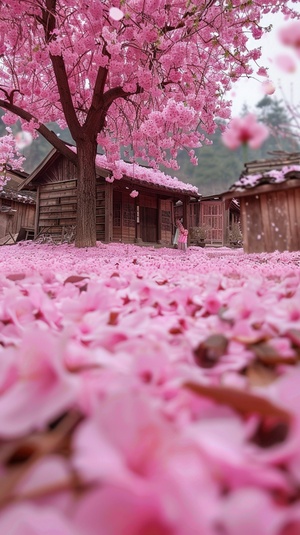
top-left (123, 203), bottom-right (135, 227)
top-left (1, 198), bottom-right (12, 207)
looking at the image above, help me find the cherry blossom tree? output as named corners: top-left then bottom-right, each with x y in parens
top-left (0, 129), bottom-right (25, 189)
top-left (0, 1), bottom-right (299, 247)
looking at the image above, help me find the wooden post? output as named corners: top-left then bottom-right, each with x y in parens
top-left (240, 198), bottom-right (249, 253)
top-left (182, 197), bottom-right (190, 246)
top-left (34, 186), bottom-right (40, 238)
top-left (105, 184), bottom-right (113, 242)
top-left (222, 200), bottom-right (227, 246)
top-left (135, 199), bottom-right (142, 243)
top-left (157, 197), bottom-right (162, 244)
top-left (182, 197), bottom-right (189, 244)
top-left (182, 197), bottom-right (188, 229)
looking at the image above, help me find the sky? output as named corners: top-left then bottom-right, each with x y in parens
top-left (229, 7), bottom-right (300, 116)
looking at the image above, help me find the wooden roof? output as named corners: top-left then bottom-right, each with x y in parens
top-left (199, 194), bottom-right (240, 213)
top-left (222, 152), bottom-right (300, 200)
top-left (19, 149), bottom-right (69, 190)
top-left (244, 151), bottom-right (300, 175)
top-left (0, 187), bottom-right (36, 204)
top-left (0, 168), bottom-right (28, 190)
top-left (20, 146), bottom-right (200, 198)
top-left (1, 169), bottom-right (35, 205)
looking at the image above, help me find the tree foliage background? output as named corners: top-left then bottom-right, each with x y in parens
top-left (3, 96), bottom-right (296, 196)
top-left (167, 97), bottom-right (300, 195)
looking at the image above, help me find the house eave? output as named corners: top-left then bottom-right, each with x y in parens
top-left (223, 177), bottom-right (300, 200)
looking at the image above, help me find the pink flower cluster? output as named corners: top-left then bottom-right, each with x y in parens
top-left (222, 114), bottom-right (269, 151)
top-left (129, 189), bottom-right (139, 198)
top-left (271, 20), bottom-right (300, 78)
top-left (0, 128), bottom-right (25, 189)
top-left (279, 20), bottom-right (300, 57)
top-left (1, 242), bottom-right (300, 533)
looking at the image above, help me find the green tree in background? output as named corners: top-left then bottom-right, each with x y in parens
top-left (256, 96), bottom-right (299, 153)
top-left (174, 130), bottom-right (243, 195)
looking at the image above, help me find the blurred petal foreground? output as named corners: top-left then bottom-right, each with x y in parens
top-left (1, 242), bottom-right (300, 535)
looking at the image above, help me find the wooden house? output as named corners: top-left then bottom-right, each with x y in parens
top-left (175, 195), bottom-right (240, 247)
top-left (19, 148), bottom-right (199, 246)
top-left (222, 152), bottom-right (300, 253)
top-left (0, 169), bottom-right (36, 244)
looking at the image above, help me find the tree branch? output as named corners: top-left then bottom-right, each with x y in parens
top-left (42, 0), bottom-right (58, 43)
top-left (49, 54), bottom-right (82, 139)
top-left (84, 66), bottom-right (108, 137)
top-left (84, 83), bottom-right (143, 139)
top-left (36, 1), bottom-right (82, 139)
top-left (0, 99), bottom-right (78, 165)
top-left (103, 84), bottom-right (143, 109)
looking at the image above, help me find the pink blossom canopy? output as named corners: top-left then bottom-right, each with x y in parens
top-left (0, 0), bottom-right (298, 168)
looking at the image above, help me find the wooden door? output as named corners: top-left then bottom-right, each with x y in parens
top-left (201, 201), bottom-right (223, 244)
top-left (140, 206), bottom-right (157, 242)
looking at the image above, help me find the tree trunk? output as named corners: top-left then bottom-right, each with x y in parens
top-left (75, 140), bottom-right (97, 247)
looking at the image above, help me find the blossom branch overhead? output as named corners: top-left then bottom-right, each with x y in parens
top-left (0, 128), bottom-right (25, 189)
top-left (0, 0), bottom-right (298, 167)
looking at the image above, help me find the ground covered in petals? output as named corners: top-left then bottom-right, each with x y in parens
top-left (1, 242), bottom-right (300, 535)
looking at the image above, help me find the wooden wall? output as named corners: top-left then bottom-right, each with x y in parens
top-left (160, 199), bottom-right (173, 245)
top-left (0, 213), bottom-right (6, 239)
top-left (35, 154), bottom-right (78, 241)
top-left (139, 193), bottom-right (157, 243)
top-left (112, 189), bottom-right (137, 244)
top-left (36, 167), bottom-right (181, 246)
top-left (177, 200), bottom-right (226, 246)
top-left (38, 155), bottom-right (77, 185)
top-left (120, 192), bottom-right (136, 243)
top-left (96, 181), bottom-right (106, 242)
top-left (200, 201), bottom-right (224, 245)
top-left (241, 188), bottom-right (300, 253)
top-left (188, 201), bottom-right (200, 228)
top-left (112, 190), bottom-right (122, 242)
top-left (0, 199), bottom-right (35, 239)
top-left (112, 189), bottom-right (174, 245)
top-left (37, 177), bottom-right (109, 242)
top-left (37, 179), bottom-right (77, 241)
